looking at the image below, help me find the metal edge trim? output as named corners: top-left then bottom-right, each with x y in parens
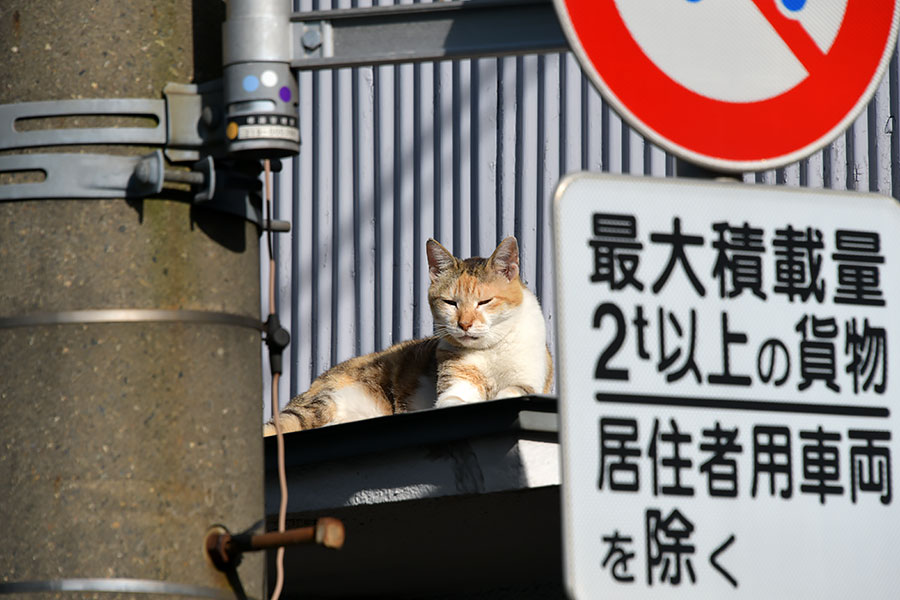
top-left (0, 309), bottom-right (263, 331)
top-left (515, 409), bottom-right (559, 433)
top-left (0, 578), bottom-right (233, 599)
top-left (291, 0), bottom-right (553, 22)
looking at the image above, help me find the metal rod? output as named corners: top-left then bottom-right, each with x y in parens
top-left (263, 219), bottom-right (292, 233)
top-left (164, 168), bottom-right (205, 185)
top-left (206, 518), bottom-right (345, 572)
top-left (242, 518), bottom-right (345, 551)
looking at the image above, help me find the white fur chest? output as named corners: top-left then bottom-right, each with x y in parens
top-left (488, 291), bottom-right (549, 393)
top-left (451, 289), bottom-right (549, 397)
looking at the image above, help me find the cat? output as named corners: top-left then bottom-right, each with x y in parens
top-left (264, 236), bottom-right (552, 435)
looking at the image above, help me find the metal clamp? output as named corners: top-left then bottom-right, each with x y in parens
top-left (191, 157), bottom-right (290, 231)
top-left (0, 86), bottom-right (291, 230)
top-left (163, 80), bottom-right (226, 163)
top-left (0, 150), bottom-right (288, 231)
top-left (0, 98), bottom-right (167, 151)
top-left (0, 309), bottom-right (265, 331)
top-left (0, 578), bottom-right (234, 599)
top-left (0, 151), bottom-right (163, 201)
top-left (0, 85), bottom-right (225, 162)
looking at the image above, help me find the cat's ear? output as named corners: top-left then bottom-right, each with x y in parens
top-left (489, 236), bottom-right (520, 282)
top-left (426, 239), bottom-right (456, 282)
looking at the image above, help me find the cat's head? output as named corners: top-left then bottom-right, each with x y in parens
top-left (426, 236), bottom-right (524, 348)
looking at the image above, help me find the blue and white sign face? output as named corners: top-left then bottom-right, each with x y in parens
top-left (553, 173), bottom-right (899, 598)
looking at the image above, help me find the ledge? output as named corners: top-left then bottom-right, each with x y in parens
top-left (264, 395), bottom-right (560, 514)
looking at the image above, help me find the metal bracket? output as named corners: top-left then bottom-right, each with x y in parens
top-left (0, 150), bottom-right (289, 231)
top-left (0, 151), bottom-right (163, 200)
top-left (192, 156), bottom-right (268, 229)
top-left (290, 0), bottom-right (567, 70)
top-left (0, 98), bottom-right (167, 151)
top-left (0, 84), bottom-right (226, 162)
top-left (0, 83), bottom-right (291, 231)
top-left (163, 80), bottom-right (226, 163)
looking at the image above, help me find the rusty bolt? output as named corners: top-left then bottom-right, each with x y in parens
top-left (205, 518), bottom-right (345, 573)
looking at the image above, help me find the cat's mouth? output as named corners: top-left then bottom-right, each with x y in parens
top-left (454, 333), bottom-right (482, 344)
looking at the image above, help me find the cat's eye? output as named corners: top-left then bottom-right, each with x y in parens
top-left (442, 299), bottom-right (457, 307)
top-left (478, 298), bottom-right (493, 306)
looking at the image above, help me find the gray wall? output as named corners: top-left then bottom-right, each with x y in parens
top-left (263, 0), bottom-right (900, 416)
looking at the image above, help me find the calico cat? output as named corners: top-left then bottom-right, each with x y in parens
top-left (264, 236), bottom-right (552, 435)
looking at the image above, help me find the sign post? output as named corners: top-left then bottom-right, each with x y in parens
top-left (552, 0), bottom-right (900, 171)
top-left (554, 173), bottom-right (899, 598)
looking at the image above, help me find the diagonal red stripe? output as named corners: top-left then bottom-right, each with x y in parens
top-left (749, 0), bottom-right (828, 74)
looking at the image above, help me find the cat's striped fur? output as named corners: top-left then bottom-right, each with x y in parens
top-left (264, 236), bottom-right (552, 434)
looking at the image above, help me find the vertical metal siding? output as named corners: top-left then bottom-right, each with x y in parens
top-left (263, 3), bottom-right (900, 415)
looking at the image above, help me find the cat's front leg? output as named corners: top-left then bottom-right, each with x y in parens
top-left (494, 384), bottom-right (535, 399)
top-left (435, 379), bottom-right (485, 408)
top-left (434, 396), bottom-right (466, 408)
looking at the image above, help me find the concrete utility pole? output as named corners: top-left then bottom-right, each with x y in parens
top-left (0, 1), bottom-right (265, 597)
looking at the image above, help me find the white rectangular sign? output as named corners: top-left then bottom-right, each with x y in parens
top-left (554, 173), bottom-right (898, 598)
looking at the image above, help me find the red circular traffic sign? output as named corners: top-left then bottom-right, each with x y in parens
top-left (553, 0), bottom-right (900, 171)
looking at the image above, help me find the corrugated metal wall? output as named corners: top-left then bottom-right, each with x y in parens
top-left (263, 0), bottom-right (900, 415)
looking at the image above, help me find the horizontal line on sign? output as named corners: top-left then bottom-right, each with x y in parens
top-left (595, 392), bottom-right (889, 418)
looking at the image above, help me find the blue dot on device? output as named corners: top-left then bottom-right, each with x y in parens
top-left (781, 0), bottom-right (806, 11)
top-left (243, 75), bottom-right (260, 92)
top-left (686, 0), bottom-right (701, 3)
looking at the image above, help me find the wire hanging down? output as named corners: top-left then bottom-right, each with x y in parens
top-left (263, 158), bottom-right (290, 600)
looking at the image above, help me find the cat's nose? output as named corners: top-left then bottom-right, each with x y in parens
top-left (458, 320), bottom-right (472, 331)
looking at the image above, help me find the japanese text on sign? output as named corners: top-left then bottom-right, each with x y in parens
top-left (555, 174), bottom-right (899, 599)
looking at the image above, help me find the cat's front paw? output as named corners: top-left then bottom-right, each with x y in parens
top-left (435, 396), bottom-right (466, 408)
top-left (435, 380), bottom-right (483, 407)
top-left (495, 385), bottom-right (534, 399)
